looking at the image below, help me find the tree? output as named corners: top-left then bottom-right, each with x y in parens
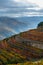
top-left (37, 22), bottom-right (43, 28)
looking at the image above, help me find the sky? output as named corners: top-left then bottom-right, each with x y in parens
top-left (0, 0), bottom-right (43, 17)
top-left (0, 0), bottom-right (43, 40)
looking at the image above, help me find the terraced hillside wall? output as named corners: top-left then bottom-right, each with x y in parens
top-left (15, 36), bottom-right (43, 49)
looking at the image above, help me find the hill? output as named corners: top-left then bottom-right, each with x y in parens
top-left (19, 28), bottom-right (43, 42)
top-left (0, 26), bottom-right (43, 65)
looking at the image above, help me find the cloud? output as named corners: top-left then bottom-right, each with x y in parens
top-left (0, 34), bottom-right (6, 40)
top-left (0, 22), bottom-right (17, 34)
top-left (0, 0), bottom-right (43, 17)
top-left (4, 26), bottom-right (17, 34)
top-left (14, 0), bottom-right (43, 8)
top-left (0, 0), bottom-right (38, 8)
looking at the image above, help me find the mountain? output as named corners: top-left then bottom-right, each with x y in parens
top-left (0, 16), bottom-right (43, 40)
top-left (0, 17), bottom-right (29, 40)
top-left (16, 16), bottom-right (43, 28)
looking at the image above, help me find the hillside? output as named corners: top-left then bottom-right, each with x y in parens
top-left (0, 26), bottom-right (43, 65)
top-left (19, 28), bottom-right (43, 42)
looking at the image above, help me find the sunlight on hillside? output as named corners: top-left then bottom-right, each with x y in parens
top-left (7, 59), bottom-right (43, 65)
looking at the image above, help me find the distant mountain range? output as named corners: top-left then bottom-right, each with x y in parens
top-left (0, 16), bottom-right (43, 40)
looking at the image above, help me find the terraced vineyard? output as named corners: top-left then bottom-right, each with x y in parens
top-left (0, 49), bottom-right (27, 65)
top-left (0, 27), bottom-right (43, 65)
top-left (7, 60), bottom-right (43, 65)
top-left (0, 37), bottom-right (43, 65)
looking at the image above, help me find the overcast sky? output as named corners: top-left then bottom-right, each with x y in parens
top-left (0, 0), bottom-right (43, 40)
top-left (0, 0), bottom-right (43, 17)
